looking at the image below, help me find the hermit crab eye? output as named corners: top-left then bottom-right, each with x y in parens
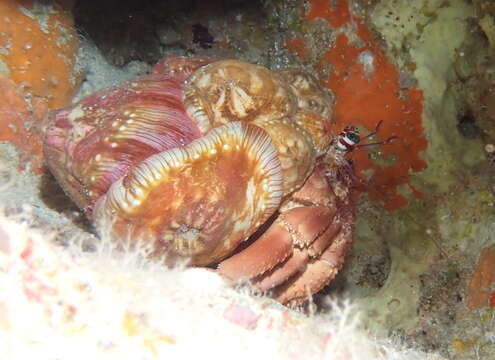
top-left (347, 131), bottom-right (360, 144)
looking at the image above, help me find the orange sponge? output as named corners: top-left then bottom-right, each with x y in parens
top-left (466, 245), bottom-right (495, 310)
top-left (0, 77), bottom-right (45, 173)
top-left (290, 0), bottom-right (427, 210)
top-left (0, 0), bottom-right (81, 173)
top-left (305, 0), bottom-right (351, 28)
top-left (0, 0), bottom-right (81, 109)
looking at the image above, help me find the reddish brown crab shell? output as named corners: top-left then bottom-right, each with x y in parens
top-left (43, 57), bottom-right (340, 269)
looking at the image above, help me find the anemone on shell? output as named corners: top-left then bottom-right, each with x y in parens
top-left (43, 57), bottom-right (354, 306)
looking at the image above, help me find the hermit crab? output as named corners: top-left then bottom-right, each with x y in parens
top-left (43, 56), bottom-right (355, 306)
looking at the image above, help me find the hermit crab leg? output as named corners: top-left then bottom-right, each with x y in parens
top-left (218, 164), bottom-right (346, 297)
top-left (93, 121), bottom-right (284, 266)
top-left (275, 222), bottom-right (353, 306)
top-left (252, 205), bottom-right (342, 292)
top-left (216, 222), bottom-right (295, 281)
top-left (271, 162), bottom-right (355, 306)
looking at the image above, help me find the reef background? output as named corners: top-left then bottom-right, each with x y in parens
top-left (1, 0), bottom-right (495, 358)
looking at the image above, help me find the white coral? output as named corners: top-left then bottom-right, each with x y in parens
top-left (0, 216), bottom-right (443, 360)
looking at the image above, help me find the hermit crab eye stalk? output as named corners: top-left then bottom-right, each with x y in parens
top-left (336, 120), bottom-right (398, 154)
top-left (343, 125), bottom-right (357, 133)
top-left (336, 125), bottom-right (361, 152)
top-left (346, 131), bottom-right (360, 144)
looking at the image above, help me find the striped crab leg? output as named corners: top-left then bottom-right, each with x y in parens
top-left (218, 164), bottom-right (354, 306)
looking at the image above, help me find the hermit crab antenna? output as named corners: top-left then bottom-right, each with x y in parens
top-left (354, 120), bottom-right (398, 149)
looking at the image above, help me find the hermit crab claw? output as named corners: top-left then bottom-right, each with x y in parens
top-left (94, 121), bottom-right (284, 265)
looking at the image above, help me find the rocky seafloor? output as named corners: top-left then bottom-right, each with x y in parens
top-left (1, 0), bottom-right (495, 359)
